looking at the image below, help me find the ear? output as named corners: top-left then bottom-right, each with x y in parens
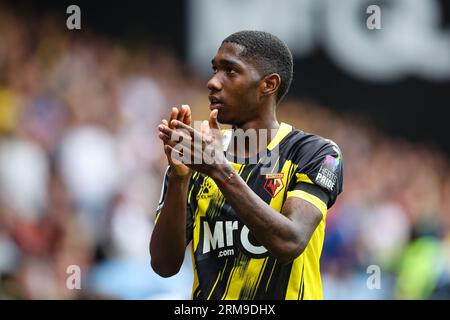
top-left (260, 73), bottom-right (281, 98)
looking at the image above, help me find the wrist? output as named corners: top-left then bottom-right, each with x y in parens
top-left (168, 168), bottom-right (192, 183)
top-left (210, 162), bottom-right (235, 185)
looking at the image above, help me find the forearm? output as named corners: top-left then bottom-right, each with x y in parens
top-left (210, 164), bottom-right (303, 263)
top-left (150, 171), bottom-right (191, 277)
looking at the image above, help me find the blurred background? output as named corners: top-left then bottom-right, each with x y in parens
top-left (0, 0), bottom-right (450, 299)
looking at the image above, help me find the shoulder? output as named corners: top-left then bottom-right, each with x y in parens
top-left (280, 127), bottom-right (342, 163)
top-left (282, 127), bottom-right (343, 207)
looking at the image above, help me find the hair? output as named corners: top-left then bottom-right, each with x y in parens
top-left (222, 30), bottom-right (293, 103)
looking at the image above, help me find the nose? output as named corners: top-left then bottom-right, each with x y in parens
top-left (207, 74), bottom-right (222, 92)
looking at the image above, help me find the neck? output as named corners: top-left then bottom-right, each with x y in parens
top-left (229, 109), bottom-right (280, 158)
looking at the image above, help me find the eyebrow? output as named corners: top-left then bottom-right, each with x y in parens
top-left (211, 58), bottom-right (240, 68)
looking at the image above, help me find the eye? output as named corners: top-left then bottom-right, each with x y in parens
top-left (212, 66), bottom-right (218, 74)
top-left (225, 67), bottom-right (236, 74)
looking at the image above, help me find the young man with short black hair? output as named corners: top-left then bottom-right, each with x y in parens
top-left (150, 30), bottom-right (343, 300)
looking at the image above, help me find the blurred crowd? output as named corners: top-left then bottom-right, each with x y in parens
top-left (0, 7), bottom-right (449, 299)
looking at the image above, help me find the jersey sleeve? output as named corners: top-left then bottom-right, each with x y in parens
top-left (287, 139), bottom-right (343, 216)
top-left (154, 166), bottom-right (194, 244)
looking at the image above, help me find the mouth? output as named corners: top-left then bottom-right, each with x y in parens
top-left (208, 95), bottom-right (224, 110)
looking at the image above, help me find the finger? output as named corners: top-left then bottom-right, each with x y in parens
top-left (159, 124), bottom-right (179, 142)
top-left (208, 109), bottom-right (222, 139)
top-left (173, 120), bottom-right (206, 146)
top-left (169, 107), bottom-right (179, 129)
top-left (177, 105), bottom-right (186, 122)
top-left (171, 120), bottom-right (195, 136)
top-left (160, 124), bottom-right (192, 145)
top-left (181, 104), bottom-right (192, 125)
top-left (158, 132), bottom-right (173, 145)
top-left (209, 109), bottom-right (220, 130)
top-left (159, 120), bottom-right (169, 135)
top-left (159, 123), bottom-right (178, 136)
top-left (158, 131), bottom-right (168, 140)
top-left (200, 120), bottom-right (210, 135)
top-left (158, 123), bottom-right (170, 134)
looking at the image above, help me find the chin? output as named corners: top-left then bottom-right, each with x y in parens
top-left (216, 112), bottom-right (227, 124)
top-left (215, 110), bottom-right (240, 126)
top-left (217, 114), bottom-right (234, 126)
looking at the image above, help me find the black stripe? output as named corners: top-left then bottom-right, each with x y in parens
top-left (255, 258), bottom-right (293, 299)
top-left (297, 182), bottom-right (330, 205)
top-left (298, 263), bottom-right (305, 300)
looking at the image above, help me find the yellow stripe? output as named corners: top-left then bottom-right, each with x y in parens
top-left (230, 162), bottom-right (244, 174)
top-left (285, 185), bottom-right (327, 300)
top-left (251, 257), bottom-right (269, 299)
top-left (224, 257), bottom-right (267, 300)
top-left (285, 189), bottom-right (328, 299)
top-left (295, 173), bottom-right (313, 184)
top-left (187, 180), bottom-right (196, 205)
top-left (221, 259), bottom-right (239, 299)
top-left (220, 259), bottom-right (229, 281)
top-left (285, 254), bottom-right (304, 299)
top-left (154, 211), bottom-right (161, 224)
top-left (286, 190), bottom-right (327, 217)
top-left (267, 122), bottom-right (292, 151)
top-left (301, 219), bottom-right (326, 300)
top-left (265, 261), bottom-right (277, 293)
top-left (207, 270), bottom-right (222, 300)
top-left (192, 206), bottom-right (202, 254)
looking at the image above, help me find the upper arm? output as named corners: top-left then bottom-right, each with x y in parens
top-left (281, 184), bottom-right (327, 246)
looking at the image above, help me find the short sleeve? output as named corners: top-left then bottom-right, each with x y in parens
top-left (154, 166), bottom-right (194, 243)
top-left (287, 139), bottom-right (343, 216)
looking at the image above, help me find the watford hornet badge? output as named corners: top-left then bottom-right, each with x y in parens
top-left (264, 173), bottom-right (285, 198)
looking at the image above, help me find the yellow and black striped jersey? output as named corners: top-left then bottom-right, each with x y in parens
top-left (155, 122), bottom-right (343, 300)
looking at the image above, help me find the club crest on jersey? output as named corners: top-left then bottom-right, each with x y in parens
top-left (264, 173), bottom-right (284, 198)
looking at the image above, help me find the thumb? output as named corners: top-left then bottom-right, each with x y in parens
top-left (209, 109), bottom-right (220, 132)
top-left (200, 120), bottom-right (210, 136)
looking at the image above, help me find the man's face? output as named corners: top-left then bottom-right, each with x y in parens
top-left (207, 42), bottom-right (263, 125)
